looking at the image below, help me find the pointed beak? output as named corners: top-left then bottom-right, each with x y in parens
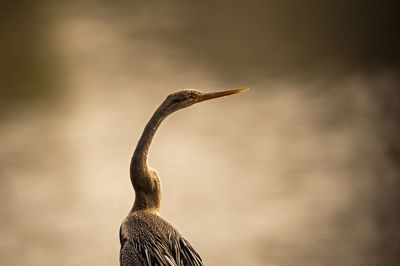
top-left (198, 88), bottom-right (249, 102)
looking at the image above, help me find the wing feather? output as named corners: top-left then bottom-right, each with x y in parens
top-left (120, 213), bottom-right (204, 266)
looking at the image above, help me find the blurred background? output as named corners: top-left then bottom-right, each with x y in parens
top-left (1, 1), bottom-right (399, 265)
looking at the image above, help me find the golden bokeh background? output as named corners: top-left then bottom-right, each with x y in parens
top-left (1, 1), bottom-right (399, 265)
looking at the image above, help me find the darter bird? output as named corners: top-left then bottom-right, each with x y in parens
top-left (120, 88), bottom-right (248, 266)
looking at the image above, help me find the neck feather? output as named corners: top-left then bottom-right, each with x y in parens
top-left (129, 100), bottom-right (172, 212)
top-left (131, 102), bottom-right (171, 172)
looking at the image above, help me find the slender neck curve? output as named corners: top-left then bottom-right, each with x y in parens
top-left (131, 102), bottom-right (171, 173)
top-left (129, 100), bottom-right (174, 213)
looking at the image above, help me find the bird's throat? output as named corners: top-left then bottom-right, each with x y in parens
top-left (131, 102), bottom-right (170, 173)
top-left (130, 100), bottom-right (171, 213)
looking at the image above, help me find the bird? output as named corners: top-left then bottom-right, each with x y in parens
top-left (119, 88), bottom-right (248, 266)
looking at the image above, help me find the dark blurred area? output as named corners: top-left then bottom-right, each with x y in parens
top-left (1, 0), bottom-right (399, 107)
top-left (0, 1), bottom-right (59, 109)
top-left (1, 1), bottom-right (399, 265)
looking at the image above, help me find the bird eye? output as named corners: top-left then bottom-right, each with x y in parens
top-left (191, 91), bottom-right (199, 99)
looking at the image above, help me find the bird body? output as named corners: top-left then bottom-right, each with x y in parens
top-left (120, 88), bottom-right (248, 266)
top-left (120, 211), bottom-right (202, 266)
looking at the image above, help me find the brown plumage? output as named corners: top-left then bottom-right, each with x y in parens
top-left (120, 88), bottom-right (248, 266)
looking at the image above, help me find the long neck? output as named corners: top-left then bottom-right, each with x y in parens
top-left (131, 102), bottom-right (170, 171)
top-left (130, 101), bottom-right (172, 212)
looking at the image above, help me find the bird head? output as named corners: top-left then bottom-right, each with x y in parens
top-left (164, 88), bottom-right (249, 114)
